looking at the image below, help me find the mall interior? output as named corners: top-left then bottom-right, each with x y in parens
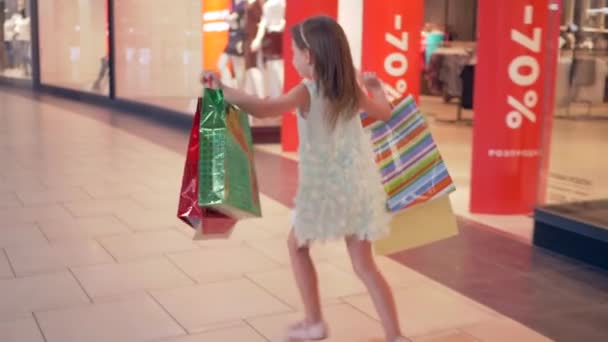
top-left (0, 0), bottom-right (607, 341)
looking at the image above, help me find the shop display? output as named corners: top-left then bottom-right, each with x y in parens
top-left (218, 0), bottom-right (247, 89)
top-left (422, 23), bottom-right (445, 65)
top-left (218, 0), bottom-right (285, 126)
top-left (253, 0), bottom-right (285, 99)
top-left (243, 0), bottom-right (264, 98)
top-left (1, 0), bottom-right (31, 79)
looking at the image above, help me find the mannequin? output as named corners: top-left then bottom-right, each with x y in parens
top-left (217, 0), bottom-right (247, 89)
top-left (0, 1), bottom-right (5, 71)
top-left (251, 0), bottom-right (285, 100)
top-left (14, 11), bottom-right (30, 76)
top-left (3, 12), bottom-right (17, 70)
top-left (243, 0), bottom-right (265, 99)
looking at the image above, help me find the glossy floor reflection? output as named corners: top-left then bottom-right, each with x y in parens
top-left (1, 87), bottom-right (608, 341)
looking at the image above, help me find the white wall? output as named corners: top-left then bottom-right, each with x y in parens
top-left (337, 0), bottom-right (363, 69)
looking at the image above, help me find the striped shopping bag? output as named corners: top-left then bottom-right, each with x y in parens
top-left (362, 95), bottom-right (456, 212)
top-left (362, 95), bottom-right (458, 255)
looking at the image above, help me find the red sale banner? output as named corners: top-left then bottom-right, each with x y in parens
top-left (361, 0), bottom-right (423, 105)
top-left (470, 0), bottom-right (561, 214)
top-left (281, 0), bottom-right (339, 152)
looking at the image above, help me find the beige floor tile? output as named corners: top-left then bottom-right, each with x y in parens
top-left (5, 240), bottom-right (114, 276)
top-left (0, 250), bottom-right (14, 278)
top-left (151, 278), bottom-right (292, 332)
top-left (412, 330), bottom-right (478, 342)
top-left (37, 216), bottom-right (131, 242)
top-left (159, 324), bottom-right (267, 342)
top-left (260, 195), bottom-right (290, 215)
top-left (98, 230), bottom-right (198, 261)
top-left (16, 187), bottom-right (91, 206)
top-left (331, 255), bottom-right (429, 289)
top-left (247, 262), bottom-right (365, 308)
top-left (0, 316), bottom-right (45, 342)
top-left (72, 258), bottom-right (194, 299)
top-left (63, 198), bottom-right (143, 218)
top-left (246, 238), bottom-right (292, 265)
top-left (0, 178), bottom-right (47, 192)
top-left (0, 272), bottom-right (90, 319)
top-left (247, 303), bottom-right (384, 342)
top-left (0, 205), bottom-right (73, 224)
top-left (81, 182), bottom-right (151, 199)
top-left (463, 317), bottom-right (552, 342)
top-left (114, 208), bottom-right (181, 232)
top-left (0, 223), bottom-right (48, 248)
top-left (344, 284), bottom-right (495, 337)
top-left (192, 235), bottom-right (248, 249)
top-left (227, 220), bottom-right (277, 242)
top-left (313, 240), bottom-right (352, 261)
top-left (0, 192), bottom-right (22, 209)
top-left (246, 237), bottom-right (328, 266)
top-left (132, 192), bottom-right (179, 211)
top-left (36, 295), bottom-right (185, 342)
top-left (248, 214), bottom-right (292, 237)
top-left (168, 246), bottom-right (279, 283)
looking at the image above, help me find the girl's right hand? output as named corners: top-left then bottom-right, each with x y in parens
top-left (200, 71), bottom-right (222, 89)
top-left (361, 72), bottom-right (383, 92)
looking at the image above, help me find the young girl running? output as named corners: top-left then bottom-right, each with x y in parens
top-left (203, 15), bottom-right (407, 342)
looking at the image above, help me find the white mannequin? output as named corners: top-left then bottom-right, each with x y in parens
top-left (217, 0), bottom-right (247, 89)
top-left (251, 0), bottom-right (285, 99)
top-left (14, 14), bottom-right (31, 76)
top-left (245, 0), bottom-right (265, 99)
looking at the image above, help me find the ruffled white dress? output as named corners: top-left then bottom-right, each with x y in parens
top-left (292, 80), bottom-right (390, 247)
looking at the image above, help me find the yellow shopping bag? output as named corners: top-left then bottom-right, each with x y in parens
top-left (374, 195), bottom-right (459, 255)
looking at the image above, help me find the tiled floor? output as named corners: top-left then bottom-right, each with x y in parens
top-left (1, 88), bottom-right (608, 341)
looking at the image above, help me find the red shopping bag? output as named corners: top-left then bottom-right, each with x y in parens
top-left (177, 99), bottom-right (236, 236)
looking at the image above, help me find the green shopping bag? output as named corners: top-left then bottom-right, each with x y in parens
top-left (198, 88), bottom-right (262, 219)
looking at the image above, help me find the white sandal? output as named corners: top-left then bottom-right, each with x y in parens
top-left (285, 320), bottom-right (329, 341)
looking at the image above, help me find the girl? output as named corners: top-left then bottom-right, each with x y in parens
top-left (203, 15), bottom-right (407, 342)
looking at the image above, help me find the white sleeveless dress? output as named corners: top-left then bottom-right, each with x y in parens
top-left (292, 79), bottom-right (390, 247)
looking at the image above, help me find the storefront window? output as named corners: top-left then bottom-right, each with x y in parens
top-left (0, 0), bottom-right (32, 79)
top-left (544, 0), bottom-right (608, 205)
top-left (113, 0), bottom-right (202, 112)
top-left (38, 0), bottom-right (109, 95)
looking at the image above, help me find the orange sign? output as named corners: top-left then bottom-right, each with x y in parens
top-left (202, 0), bottom-right (231, 70)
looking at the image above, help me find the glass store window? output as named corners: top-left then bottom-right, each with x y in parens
top-left (544, 0), bottom-right (608, 205)
top-left (0, 0), bottom-right (32, 79)
top-left (38, 0), bottom-right (109, 95)
top-left (113, 0), bottom-right (202, 112)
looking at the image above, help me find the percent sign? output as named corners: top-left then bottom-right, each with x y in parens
top-left (506, 90), bottom-right (538, 129)
top-left (506, 5), bottom-right (542, 129)
top-left (383, 14), bottom-right (409, 102)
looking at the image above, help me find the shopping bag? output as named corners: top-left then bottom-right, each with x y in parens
top-left (374, 195), bottom-right (459, 255)
top-left (177, 98), bottom-right (238, 236)
top-left (361, 95), bottom-right (456, 212)
top-left (361, 95), bottom-right (458, 254)
top-left (198, 88), bottom-right (262, 218)
top-left (177, 98), bottom-right (237, 236)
